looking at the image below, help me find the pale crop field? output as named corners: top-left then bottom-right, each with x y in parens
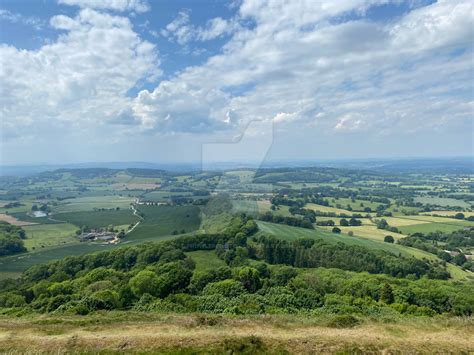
top-left (305, 203), bottom-right (353, 215)
top-left (320, 225), bottom-right (406, 242)
top-left (0, 213), bottom-right (36, 226)
top-left (52, 196), bottom-right (134, 213)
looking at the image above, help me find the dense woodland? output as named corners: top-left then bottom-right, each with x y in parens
top-left (1, 216), bottom-right (472, 317)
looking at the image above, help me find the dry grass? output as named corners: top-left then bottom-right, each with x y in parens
top-left (0, 213), bottom-right (36, 226)
top-left (0, 313), bottom-right (472, 354)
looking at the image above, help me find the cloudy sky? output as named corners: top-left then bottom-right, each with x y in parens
top-left (0, 0), bottom-right (472, 165)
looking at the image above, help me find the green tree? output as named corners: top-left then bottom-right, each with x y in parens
top-left (384, 235), bottom-right (394, 243)
top-left (129, 270), bottom-right (161, 297)
top-left (340, 219), bottom-right (349, 226)
top-left (238, 267), bottom-right (262, 292)
top-left (380, 283), bottom-right (394, 304)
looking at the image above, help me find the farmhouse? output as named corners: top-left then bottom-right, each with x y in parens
top-left (78, 230), bottom-right (117, 243)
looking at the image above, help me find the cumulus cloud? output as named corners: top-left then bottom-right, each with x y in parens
top-left (0, 8), bottom-right (159, 141)
top-left (57, 0), bottom-right (150, 13)
top-left (134, 0), bottom-right (473, 138)
top-left (1, 0), bottom-right (473, 162)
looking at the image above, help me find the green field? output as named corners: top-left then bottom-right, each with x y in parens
top-left (327, 197), bottom-right (384, 212)
top-left (232, 199), bottom-right (292, 217)
top-left (398, 223), bottom-right (471, 234)
top-left (414, 196), bottom-right (470, 208)
top-left (127, 205), bottom-right (201, 241)
top-left (0, 243), bottom-right (119, 279)
top-left (256, 221), bottom-right (413, 256)
top-left (53, 209), bottom-right (138, 228)
top-left (22, 223), bottom-right (78, 250)
top-left (186, 250), bottom-right (226, 272)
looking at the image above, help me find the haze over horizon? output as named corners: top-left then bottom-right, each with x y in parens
top-left (1, 0), bottom-right (473, 165)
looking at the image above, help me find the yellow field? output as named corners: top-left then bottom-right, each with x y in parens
top-left (0, 314), bottom-right (472, 354)
top-left (317, 217), bottom-right (374, 225)
top-left (320, 225), bottom-right (406, 241)
top-left (305, 203), bottom-right (353, 215)
top-left (382, 217), bottom-right (430, 227)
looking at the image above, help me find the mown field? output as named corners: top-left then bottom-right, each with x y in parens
top-left (0, 313), bottom-right (472, 354)
top-left (127, 205), bottom-right (201, 241)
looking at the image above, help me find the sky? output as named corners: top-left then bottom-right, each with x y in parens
top-left (0, 0), bottom-right (473, 166)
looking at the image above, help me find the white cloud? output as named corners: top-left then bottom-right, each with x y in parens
top-left (161, 10), bottom-right (237, 45)
top-left (334, 114), bottom-right (365, 132)
top-left (57, 0), bottom-right (150, 13)
top-left (2, 0), bottom-right (473, 163)
top-left (0, 9), bottom-right (45, 30)
top-left (0, 8), bottom-right (159, 141)
top-left (134, 0), bottom-right (472, 139)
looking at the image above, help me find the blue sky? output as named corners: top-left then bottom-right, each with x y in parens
top-left (0, 0), bottom-right (472, 165)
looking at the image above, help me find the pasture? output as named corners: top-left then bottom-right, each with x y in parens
top-left (186, 250), bottom-right (226, 272)
top-left (22, 223), bottom-right (78, 250)
top-left (327, 197), bottom-right (384, 211)
top-left (414, 196), bottom-right (470, 208)
top-left (53, 209), bottom-right (138, 229)
top-left (127, 205), bottom-right (201, 241)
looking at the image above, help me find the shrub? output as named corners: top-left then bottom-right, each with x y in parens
top-left (202, 279), bottom-right (246, 298)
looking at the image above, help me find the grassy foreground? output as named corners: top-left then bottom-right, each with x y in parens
top-left (0, 313), bottom-right (472, 354)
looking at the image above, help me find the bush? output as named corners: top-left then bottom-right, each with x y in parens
top-left (202, 279), bottom-right (246, 298)
top-left (129, 270), bottom-right (162, 297)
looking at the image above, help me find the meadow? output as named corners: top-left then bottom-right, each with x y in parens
top-left (22, 223), bottom-right (78, 250)
top-left (0, 313), bottom-right (472, 354)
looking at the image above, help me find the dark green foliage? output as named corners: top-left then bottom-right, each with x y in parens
top-left (258, 211), bottom-right (314, 229)
top-left (384, 235), bottom-right (394, 243)
top-left (252, 236), bottom-right (449, 279)
top-left (379, 283), bottom-right (394, 304)
top-left (0, 214), bottom-right (472, 318)
top-left (398, 229), bottom-right (474, 268)
top-left (0, 222), bottom-right (27, 256)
